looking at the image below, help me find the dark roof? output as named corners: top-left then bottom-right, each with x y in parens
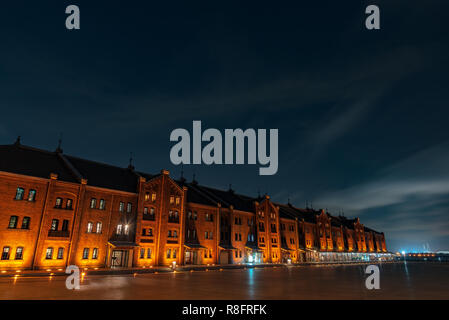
top-left (183, 183), bottom-right (219, 207)
top-left (192, 185), bottom-right (256, 212)
top-left (65, 155), bottom-right (140, 193)
top-left (0, 144), bottom-right (79, 183)
top-left (277, 203), bottom-right (318, 223)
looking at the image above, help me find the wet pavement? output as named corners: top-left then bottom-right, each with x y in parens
top-left (0, 262), bottom-right (447, 300)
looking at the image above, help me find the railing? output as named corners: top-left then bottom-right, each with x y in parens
top-left (48, 230), bottom-right (70, 237)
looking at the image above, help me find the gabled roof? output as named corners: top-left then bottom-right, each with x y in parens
top-left (0, 143), bottom-right (79, 183)
top-left (65, 155), bottom-right (140, 193)
top-left (277, 203), bottom-right (318, 223)
top-left (192, 185), bottom-right (256, 212)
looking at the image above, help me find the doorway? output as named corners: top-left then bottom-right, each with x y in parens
top-left (111, 250), bottom-right (129, 267)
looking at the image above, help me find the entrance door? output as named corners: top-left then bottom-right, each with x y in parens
top-left (111, 250), bottom-right (128, 267)
top-left (219, 251), bottom-right (229, 265)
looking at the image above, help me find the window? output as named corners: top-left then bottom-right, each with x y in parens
top-left (140, 248), bottom-right (145, 259)
top-left (87, 222), bottom-right (93, 233)
top-left (151, 193), bottom-right (156, 202)
top-left (99, 199), bottom-right (105, 210)
top-left (145, 192), bottom-right (150, 201)
top-left (119, 202), bottom-right (125, 212)
top-left (175, 197), bottom-right (180, 205)
top-left (8, 216), bottom-right (18, 229)
top-left (127, 202), bottom-right (132, 213)
top-left (15, 187), bottom-right (25, 200)
top-left (27, 189), bottom-right (36, 201)
top-left (90, 198), bottom-right (97, 209)
top-left (116, 224), bottom-right (123, 235)
top-left (147, 248), bottom-right (152, 259)
top-left (57, 248), bottom-right (64, 259)
top-left (170, 195), bottom-right (174, 204)
top-left (168, 230), bottom-right (172, 238)
top-left (173, 249), bottom-right (177, 259)
top-left (62, 220), bottom-right (69, 231)
top-left (51, 219), bottom-right (59, 231)
top-left (124, 224), bottom-right (129, 235)
top-left (173, 230), bottom-right (178, 238)
top-left (166, 249), bottom-right (171, 258)
top-left (193, 211), bottom-right (197, 220)
top-left (15, 247), bottom-right (24, 260)
top-left (45, 247), bottom-right (53, 259)
top-left (66, 199), bottom-right (73, 209)
top-left (82, 248), bottom-right (89, 259)
top-left (55, 197), bottom-right (62, 208)
top-left (92, 248), bottom-right (98, 259)
top-left (150, 207), bottom-right (155, 216)
top-left (142, 228), bottom-right (146, 236)
top-left (96, 222), bottom-right (102, 234)
top-left (143, 207), bottom-right (148, 215)
top-left (21, 217), bottom-right (31, 229)
top-left (148, 228), bottom-right (153, 236)
top-left (1, 247), bottom-right (10, 260)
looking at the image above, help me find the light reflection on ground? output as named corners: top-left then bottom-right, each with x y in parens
top-left (0, 262), bottom-right (447, 300)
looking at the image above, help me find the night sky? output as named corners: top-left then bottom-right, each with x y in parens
top-left (1, 1), bottom-right (448, 252)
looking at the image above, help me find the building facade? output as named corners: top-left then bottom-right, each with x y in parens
top-left (0, 140), bottom-right (389, 270)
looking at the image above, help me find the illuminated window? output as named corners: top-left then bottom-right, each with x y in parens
top-left (119, 202), bottom-right (125, 212)
top-left (99, 199), bottom-right (105, 210)
top-left (66, 199), bottom-right (73, 209)
top-left (15, 187), bottom-right (25, 200)
top-left (21, 217), bottom-right (30, 229)
top-left (86, 222), bottom-right (93, 233)
top-left (92, 248), bottom-right (98, 259)
top-left (90, 198), bottom-right (97, 209)
top-left (27, 189), bottom-right (36, 201)
top-left (57, 248), bottom-right (64, 259)
top-left (15, 247), bottom-right (24, 260)
top-left (116, 224), bottom-right (123, 235)
top-left (8, 216), bottom-right (18, 229)
top-left (152, 193), bottom-right (156, 202)
top-left (144, 192), bottom-right (150, 201)
top-left (170, 195), bottom-right (174, 204)
top-left (82, 248), bottom-right (89, 259)
top-left (175, 197), bottom-right (180, 205)
top-left (51, 219), bottom-right (59, 231)
top-left (45, 247), bottom-right (53, 259)
top-left (55, 197), bottom-right (63, 208)
top-left (147, 248), bottom-right (152, 259)
top-left (1, 247), bottom-right (10, 260)
top-left (124, 225), bottom-right (129, 235)
top-left (150, 207), bottom-right (155, 216)
top-left (96, 222), bottom-right (102, 233)
top-left (143, 207), bottom-right (148, 215)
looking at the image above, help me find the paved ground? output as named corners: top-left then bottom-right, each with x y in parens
top-left (0, 262), bottom-right (447, 299)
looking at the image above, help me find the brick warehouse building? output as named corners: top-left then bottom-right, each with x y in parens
top-left (0, 139), bottom-right (388, 270)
